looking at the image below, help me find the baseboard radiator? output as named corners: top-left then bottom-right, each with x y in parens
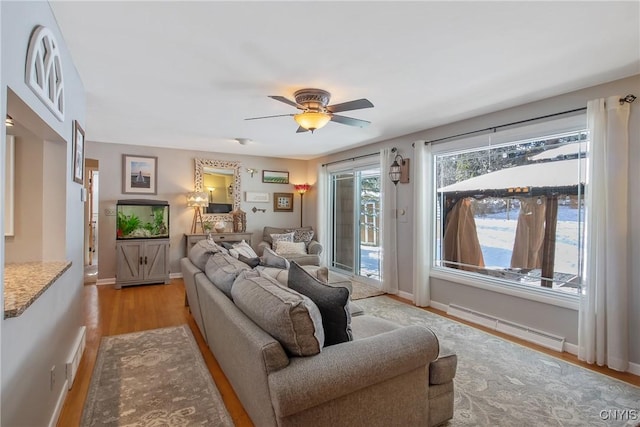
top-left (66, 326), bottom-right (86, 389)
top-left (446, 304), bottom-right (565, 352)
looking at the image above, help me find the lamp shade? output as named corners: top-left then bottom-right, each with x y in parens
top-left (186, 191), bottom-right (209, 208)
top-left (294, 183), bottom-right (311, 195)
top-left (294, 112), bottom-right (331, 132)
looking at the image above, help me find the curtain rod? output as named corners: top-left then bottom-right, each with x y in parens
top-left (321, 151), bottom-right (379, 167)
top-left (423, 93), bottom-right (636, 145)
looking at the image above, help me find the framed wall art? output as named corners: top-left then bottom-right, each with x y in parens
top-left (245, 191), bottom-right (270, 203)
top-left (122, 154), bottom-right (158, 195)
top-left (72, 120), bottom-right (85, 184)
top-left (262, 170), bottom-right (289, 184)
top-left (273, 192), bottom-right (294, 212)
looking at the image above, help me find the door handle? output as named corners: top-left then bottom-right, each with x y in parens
top-left (139, 256), bottom-right (143, 265)
top-left (144, 256), bottom-right (148, 264)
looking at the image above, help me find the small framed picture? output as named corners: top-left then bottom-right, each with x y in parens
top-left (262, 170), bottom-right (289, 184)
top-left (245, 191), bottom-right (270, 203)
top-left (122, 154), bottom-right (158, 195)
top-left (273, 192), bottom-right (294, 212)
top-left (72, 121), bottom-right (85, 184)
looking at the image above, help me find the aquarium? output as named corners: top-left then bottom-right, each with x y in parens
top-left (116, 199), bottom-right (169, 239)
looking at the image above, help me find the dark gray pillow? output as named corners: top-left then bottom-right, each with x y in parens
top-left (238, 254), bottom-right (260, 268)
top-left (288, 261), bottom-right (352, 346)
top-left (261, 247), bottom-right (290, 269)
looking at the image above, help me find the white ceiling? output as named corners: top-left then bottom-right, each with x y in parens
top-left (49, 1), bottom-right (640, 160)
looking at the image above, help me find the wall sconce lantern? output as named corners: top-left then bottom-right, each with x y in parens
top-left (389, 148), bottom-right (410, 185)
top-left (5, 115), bottom-right (14, 127)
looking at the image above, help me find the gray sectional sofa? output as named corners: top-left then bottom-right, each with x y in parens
top-left (181, 240), bottom-right (456, 426)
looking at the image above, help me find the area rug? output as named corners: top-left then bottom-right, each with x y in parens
top-left (350, 280), bottom-right (386, 300)
top-left (81, 325), bottom-right (233, 427)
top-left (357, 296), bottom-right (640, 426)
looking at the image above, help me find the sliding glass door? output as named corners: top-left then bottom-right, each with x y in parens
top-left (329, 163), bottom-right (381, 284)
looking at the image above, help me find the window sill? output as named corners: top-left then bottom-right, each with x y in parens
top-left (429, 267), bottom-right (579, 311)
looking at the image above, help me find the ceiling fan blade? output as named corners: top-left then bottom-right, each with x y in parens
top-left (269, 95), bottom-right (304, 109)
top-left (326, 98), bottom-right (374, 113)
top-left (330, 114), bottom-right (371, 128)
top-left (296, 126), bottom-right (309, 133)
top-left (245, 113), bottom-right (294, 121)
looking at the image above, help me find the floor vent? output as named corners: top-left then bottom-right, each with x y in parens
top-left (447, 304), bottom-right (565, 352)
top-left (66, 326), bottom-right (86, 389)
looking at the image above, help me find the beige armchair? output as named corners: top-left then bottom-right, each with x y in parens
top-left (257, 226), bottom-right (322, 266)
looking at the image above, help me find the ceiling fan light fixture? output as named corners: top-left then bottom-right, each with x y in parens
top-left (294, 111), bottom-right (331, 132)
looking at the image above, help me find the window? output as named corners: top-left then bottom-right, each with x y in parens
top-left (433, 129), bottom-right (587, 297)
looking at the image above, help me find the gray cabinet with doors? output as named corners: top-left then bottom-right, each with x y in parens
top-left (116, 239), bottom-right (170, 289)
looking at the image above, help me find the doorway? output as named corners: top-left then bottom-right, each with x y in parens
top-left (328, 163), bottom-right (382, 285)
top-left (84, 159), bottom-right (99, 284)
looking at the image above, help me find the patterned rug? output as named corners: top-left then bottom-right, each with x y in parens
top-left (81, 325), bottom-right (233, 427)
top-left (357, 296), bottom-right (640, 427)
top-left (350, 280), bottom-right (386, 300)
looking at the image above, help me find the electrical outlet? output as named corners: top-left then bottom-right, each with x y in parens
top-left (104, 208), bottom-right (116, 216)
top-left (50, 366), bottom-right (55, 390)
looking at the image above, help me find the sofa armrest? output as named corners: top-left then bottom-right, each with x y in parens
top-left (268, 325), bottom-right (439, 418)
top-left (307, 240), bottom-right (322, 255)
top-left (257, 240), bottom-right (271, 256)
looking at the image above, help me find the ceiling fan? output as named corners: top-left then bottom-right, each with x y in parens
top-left (245, 88), bottom-right (374, 133)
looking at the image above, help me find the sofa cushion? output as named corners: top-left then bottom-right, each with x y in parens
top-left (274, 241), bottom-right (307, 255)
top-left (288, 261), bottom-right (352, 346)
top-left (204, 252), bottom-right (251, 299)
top-left (188, 239), bottom-right (226, 270)
top-left (261, 247), bottom-right (290, 269)
top-left (232, 275), bottom-right (324, 356)
top-left (229, 240), bottom-right (259, 259)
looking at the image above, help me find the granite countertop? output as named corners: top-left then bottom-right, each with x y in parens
top-left (4, 261), bottom-right (72, 319)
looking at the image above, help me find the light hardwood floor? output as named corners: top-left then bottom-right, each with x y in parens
top-left (57, 280), bottom-right (639, 427)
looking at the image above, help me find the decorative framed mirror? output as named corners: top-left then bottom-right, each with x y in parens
top-left (194, 158), bottom-right (241, 224)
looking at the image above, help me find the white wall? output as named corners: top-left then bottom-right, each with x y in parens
top-left (1, 2), bottom-right (86, 425)
top-left (86, 141), bottom-right (309, 279)
top-left (308, 74), bottom-right (640, 366)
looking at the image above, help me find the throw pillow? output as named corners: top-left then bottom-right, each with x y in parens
top-left (288, 261), bottom-right (352, 346)
top-left (231, 274), bottom-right (324, 356)
top-left (229, 240), bottom-right (258, 259)
top-left (189, 239), bottom-right (225, 270)
top-left (238, 254), bottom-right (261, 268)
top-left (261, 247), bottom-right (290, 269)
top-left (274, 241), bottom-right (307, 255)
top-left (270, 232), bottom-right (295, 252)
top-left (220, 242), bottom-right (234, 251)
top-left (286, 229), bottom-right (315, 247)
top-left (204, 253), bottom-right (250, 299)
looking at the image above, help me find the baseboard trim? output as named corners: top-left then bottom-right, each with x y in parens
top-left (170, 272), bottom-right (183, 279)
top-left (48, 379), bottom-right (69, 427)
top-left (397, 290), bottom-right (413, 301)
top-left (628, 361), bottom-right (640, 376)
top-left (96, 278), bottom-right (115, 286)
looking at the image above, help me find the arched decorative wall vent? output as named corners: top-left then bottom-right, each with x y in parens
top-left (25, 25), bottom-right (65, 121)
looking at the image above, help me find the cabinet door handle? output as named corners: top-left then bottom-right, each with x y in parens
top-left (144, 256), bottom-right (148, 264)
top-left (139, 256), bottom-right (143, 265)
top-left (219, 236), bottom-right (225, 240)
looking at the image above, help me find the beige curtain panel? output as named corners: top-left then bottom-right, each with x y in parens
top-left (443, 198), bottom-right (485, 271)
top-left (510, 197), bottom-right (547, 269)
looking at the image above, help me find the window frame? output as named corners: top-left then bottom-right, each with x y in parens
top-left (429, 114), bottom-right (586, 310)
